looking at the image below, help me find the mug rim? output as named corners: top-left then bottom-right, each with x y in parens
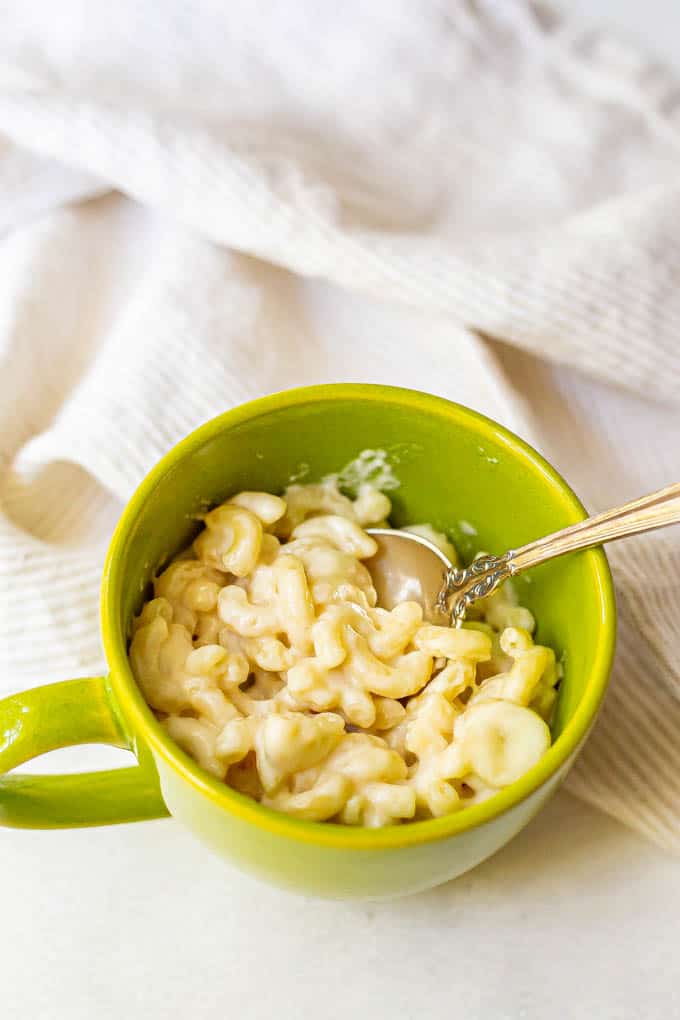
top-left (101, 383), bottom-right (616, 850)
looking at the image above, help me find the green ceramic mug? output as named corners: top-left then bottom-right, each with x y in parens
top-left (0, 384), bottom-right (615, 898)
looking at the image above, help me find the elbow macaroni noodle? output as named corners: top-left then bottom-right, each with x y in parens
top-left (130, 480), bottom-right (559, 827)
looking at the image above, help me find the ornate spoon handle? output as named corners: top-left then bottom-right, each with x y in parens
top-left (443, 480), bottom-right (680, 624)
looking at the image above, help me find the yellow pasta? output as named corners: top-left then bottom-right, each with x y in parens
top-left (129, 480), bottom-right (559, 827)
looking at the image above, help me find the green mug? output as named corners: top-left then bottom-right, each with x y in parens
top-left (0, 384), bottom-right (615, 898)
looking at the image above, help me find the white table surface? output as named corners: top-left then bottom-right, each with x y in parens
top-left (3, 4), bottom-right (680, 1018)
top-left (2, 789), bottom-right (679, 1020)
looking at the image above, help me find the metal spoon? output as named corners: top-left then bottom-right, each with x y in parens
top-left (367, 480), bottom-right (680, 626)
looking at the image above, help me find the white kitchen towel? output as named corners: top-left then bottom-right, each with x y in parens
top-left (1, 0), bottom-right (680, 850)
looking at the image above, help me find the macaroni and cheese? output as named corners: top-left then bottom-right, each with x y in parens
top-left (130, 480), bottom-right (559, 826)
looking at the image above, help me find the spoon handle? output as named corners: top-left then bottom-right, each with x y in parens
top-left (511, 479), bottom-right (680, 572)
top-left (445, 480), bottom-right (680, 623)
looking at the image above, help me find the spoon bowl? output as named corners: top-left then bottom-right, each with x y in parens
top-left (366, 528), bottom-right (452, 625)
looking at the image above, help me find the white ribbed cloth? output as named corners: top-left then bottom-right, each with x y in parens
top-left (1, 0), bottom-right (680, 850)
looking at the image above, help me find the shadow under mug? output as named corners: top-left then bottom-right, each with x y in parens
top-left (0, 384), bottom-right (616, 899)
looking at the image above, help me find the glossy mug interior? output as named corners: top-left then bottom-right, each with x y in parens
top-left (0, 384), bottom-right (616, 899)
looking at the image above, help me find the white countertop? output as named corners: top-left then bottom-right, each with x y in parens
top-left (2, 789), bottom-right (678, 1019)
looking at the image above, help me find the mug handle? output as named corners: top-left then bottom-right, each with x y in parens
top-left (0, 676), bottom-right (168, 827)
